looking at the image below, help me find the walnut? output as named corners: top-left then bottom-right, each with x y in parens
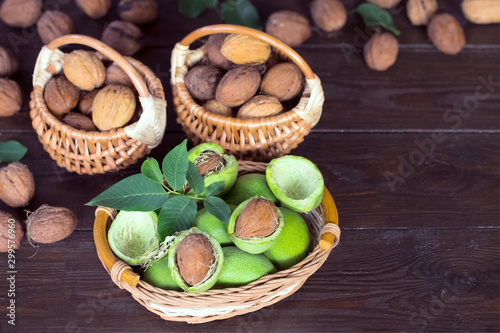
top-left (101, 21), bottom-right (143, 56)
top-left (105, 63), bottom-right (134, 89)
top-left (265, 11), bottom-right (311, 47)
top-left (364, 32), bottom-right (399, 71)
top-left (427, 14), bottom-right (466, 55)
top-left (92, 85), bottom-right (136, 131)
top-left (462, 0), bottom-right (500, 24)
top-left (0, 211), bottom-right (24, 252)
top-left (0, 163), bottom-right (35, 208)
top-left (206, 34), bottom-right (233, 71)
top-left (0, 78), bottom-right (22, 117)
top-left (220, 34), bottom-right (271, 65)
top-left (237, 95), bottom-right (283, 119)
top-left (37, 11), bottom-right (74, 45)
top-left (75, 0), bottom-right (111, 19)
top-left (118, 0), bottom-right (158, 25)
top-left (0, 0), bottom-right (42, 28)
top-left (215, 66), bottom-right (261, 107)
top-left (367, 0), bottom-right (402, 9)
top-left (185, 65), bottom-right (224, 101)
top-left (62, 112), bottom-right (97, 131)
top-left (406, 0), bottom-right (438, 26)
top-left (0, 47), bottom-right (18, 77)
top-left (204, 99), bottom-right (232, 117)
top-left (311, 0), bottom-right (347, 32)
top-left (26, 205), bottom-right (78, 244)
top-left (63, 50), bottom-right (106, 91)
top-left (44, 76), bottom-right (80, 118)
top-left (78, 89), bottom-right (100, 115)
top-left (260, 62), bottom-right (305, 102)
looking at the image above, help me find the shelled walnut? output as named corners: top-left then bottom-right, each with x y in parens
top-left (37, 11), bottom-right (74, 45)
top-left (63, 50), bottom-right (106, 91)
top-left (101, 21), bottom-right (143, 56)
top-left (92, 85), bottom-right (136, 131)
top-left (44, 76), bottom-right (80, 118)
top-left (0, 47), bottom-right (18, 77)
top-left (0, 78), bottom-right (22, 117)
top-left (118, 0), bottom-right (158, 25)
top-left (0, 0), bottom-right (42, 28)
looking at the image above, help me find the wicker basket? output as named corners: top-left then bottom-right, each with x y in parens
top-left (171, 25), bottom-right (324, 162)
top-left (30, 35), bottom-right (167, 175)
top-left (93, 160), bottom-right (340, 324)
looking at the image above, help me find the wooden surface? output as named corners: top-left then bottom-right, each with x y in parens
top-left (0, 0), bottom-right (499, 332)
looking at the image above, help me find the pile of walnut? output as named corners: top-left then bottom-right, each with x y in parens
top-left (185, 34), bottom-right (306, 119)
top-left (43, 50), bottom-right (140, 132)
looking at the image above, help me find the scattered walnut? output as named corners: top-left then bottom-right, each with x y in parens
top-left (406, 0), bottom-right (438, 26)
top-left (0, 47), bottom-right (18, 77)
top-left (206, 34), bottom-right (233, 71)
top-left (118, 0), bottom-right (158, 25)
top-left (0, 211), bottom-right (23, 252)
top-left (26, 205), bottom-right (78, 244)
top-left (62, 112), bottom-right (97, 131)
top-left (0, 78), bottom-right (22, 117)
top-left (101, 21), bottom-right (143, 56)
top-left (428, 13), bottom-right (466, 55)
top-left (265, 11), bottom-right (311, 47)
top-left (44, 76), bottom-right (80, 118)
top-left (63, 50), bottom-right (106, 91)
top-left (462, 0), bottom-right (500, 24)
top-left (105, 63), bottom-right (134, 89)
top-left (0, 163), bottom-right (35, 208)
top-left (364, 32), bottom-right (399, 71)
top-left (185, 65), bottom-right (224, 101)
top-left (367, 0), bottom-right (402, 9)
top-left (37, 10), bottom-right (74, 45)
top-left (311, 0), bottom-right (347, 32)
top-left (75, 0), bottom-right (111, 19)
top-left (78, 89), bottom-right (100, 115)
top-left (92, 85), bottom-right (136, 131)
top-left (260, 62), bottom-right (305, 102)
top-left (0, 0), bottom-right (42, 28)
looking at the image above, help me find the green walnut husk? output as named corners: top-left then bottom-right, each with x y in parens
top-left (266, 155), bottom-right (324, 213)
top-left (194, 204), bottom-right (236, 246)
top-left (228, 196), bottom-right (284, 254)
top-left (143, 256), bottom-right (181, 291)
top-left (168, 227), bottom-right (224, 293)
top-left (223, 173), bottom-right (279, 206)
top-left (107, 211), bottom-right (160, 266)
top-left (187, 143), bottom-right (238, 197)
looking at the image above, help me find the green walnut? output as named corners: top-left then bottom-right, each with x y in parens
top-left (187, 143), bottom-right (238, 197)
top-left (223, 173), bottom-right (278, 206)
top-left (228, 197), bottom-right (284, 254)
top-left (142, 256), bottom-right (181, 291)
top-left (194, 204), bottom-right (236, 246)
top-left (168, 227), bottom-right (224, 293)
top-left (266, 155), bottom-right (324, 213)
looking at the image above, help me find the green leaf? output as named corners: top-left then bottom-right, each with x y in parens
top-left (221, 0), bottom-right (262, 30)
top-left (178, 0), bottom-right (218, 19)
top-left (354, 3), bottom-right (400, 36)
top-left (205, 181), bottom-right (225, 197)
top-left (141, 158), bottom-right (163, 184)
top-left (162, 139), bottom-right (189, 191)
top-left (86, 174), bottom-right (168, 211)
top-left (0, 140), bottom-right (27, 163)
top-left (186, 162), bottom-right (205, 195)
top-left (204, 196), bottom-right (232, 223)
top-left (157, 196), bottom-right (197, 240)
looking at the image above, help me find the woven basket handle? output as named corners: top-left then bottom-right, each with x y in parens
top-left (33, 34), bottom-right (167, 148)
top-left (319, 187), bottom-right (340, 250)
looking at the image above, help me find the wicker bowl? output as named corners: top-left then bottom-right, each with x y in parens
top-left (30, 35), bottom-right (167, 175)
top-left (171, 25), bottom-right (325, 162)
top-left (93, 160), bottom-right (340, 324)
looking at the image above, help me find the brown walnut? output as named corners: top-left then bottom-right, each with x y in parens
top-left (101, 21), bottom-right (143, 56)
top-left (194, 151), bottom-right (227, 177)
top-left (0, 78), bottom-right (22, 117)
top-left (44, 76), bottom-right (80, 118)
top-left (63, 50), bottom-right (106, 91)
top-left (176, 233), bottom-right (215, 286)
top-left (78, 89), bottom-right (100, 115)
top-left (364, 32), bottom-right (399, 71)
top-left (203, 99), bottom-right (233, 117)
top-left (105, 63), bottom-right (134, 89)
top-left (185, 65), bottom-right (224, 101)
top-left (311, 0), bottom-right (347, 32)
top-left (260, 62), bottom-right (305, 102)
top-left (215, 66), bottom-right (261, 107)
top-left (92, 85), bottom-right (136, 131)
top-left (26, 205), bottom-right (78, 244)
top-left (75, 0), bottom-right (111, 19)
top-left (265, 11), bottom-right (311, 47)
top-left (406, 0), bottom-right (438, 26)
top-left (0, 211), bottom-right (24, 252)
top-left (428, 13), bottom-right (466, 55)
top-left (220, 34), bottom-right (271, 65)
top-left (237, 95), bottom-right (283, 119)
top-left (0, 163), bottom-right (35, 208)
top-left (206, 34), bottom-right (233, 71)
top-left (235, 198), bottom-right (279, 239)
top-left (0, 0), bottom-right (42, 28)
top-left (367, 0), bottom-right (402, 9)
top-left (462, 0), bottom-right (500, 24)
top-left (0, 47), bottom-right (18, 77)
top-left (118, 0), bottom-right (158, 25)
top-left (62, 112), bottom-right (97, 132)
top-left (37, 10), bottom-right (74, 45)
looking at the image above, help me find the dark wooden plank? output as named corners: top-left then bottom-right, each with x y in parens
top-left (1, 228), bottom-right (498, 332)
top-left (0, 131), bottom-right (497, 230)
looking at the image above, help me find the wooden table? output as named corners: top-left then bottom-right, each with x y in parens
top-left (1, 1), bottom-right (499, 332)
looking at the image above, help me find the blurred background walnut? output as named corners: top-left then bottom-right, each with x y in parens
top-left (0, 46), bottom-right (18, 77)
top-left (44, 76), bottom-right (80, 118)
top-left (76, 0), bottom-right (111, 19)
top-left (310, 0), bottom-right (347, 32)
top-left (406, 0), bottom-right (438, 26)
top-left (37, 11), bottom-right (74, 45)
top-left (364, 32), bottom-right (399, 71)
top-left (118, 0), bottom-right (158, 25)
top-left (367, 0), bottom-right (402, 9)
top-left (0, 0), bottom-right (42, 28)
top-left (0, 162), bottom-right (35, 208)
top-left (428, 13), bottom-right (465, 55)
top-left (0, 78), bottom-right (22, 117)
top-left (63, 50), bottom-right (106, 91)
top-left (265, 11), bottom-right (311, 47)
top-left (101, 21), bottom-right (143, 56)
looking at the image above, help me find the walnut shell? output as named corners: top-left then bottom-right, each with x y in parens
top-left (185, 65), bottom-right (224, 101)
top-left (105, 63), bottom-right (134, 89)
top-left (237, 95), bottom-right (283, 119)
top-left (0, 0), bottom-right (42, 28)
top-left (37, 10), bottom-right (74, 45)
top-left (204, 99), bottom-right (233, 117)
top-left (235, 198), bottom-right (278, 239)
top-left (0, 211), bottom-right (23, 252)
top-left (406, 0), bottom-right (438, 26)
top-left (0, 78), bottom-right (22, 117)
top-left (428, 13), bottom-right (466, 55)
top-left (92, 85), bottom-right (136, 131)
top-left (265, 11), bottom-right (311, 47)
top-left (311, 0), bottom-right (347, 32)
top-left (215, 66), bottom-right (261, 107)
top-left (26, 205), bottom-right (77, 244)
top-left (206, 34), bottom-right (233, 71)
top-left (44, 76), bottom-right (80, 118)
top-left (176, 233), bottom-right (216, 287)
top-left (462, 0), bottom-right (500, 24)
top-left (102, 21), bottom-right (143, 56)
top-left (63, 50), bottom-right (106, 91)
top-left (0, 47), bottom-right (18, 77)
top-left (75, 0), bottom-right (111, 19)
top-left (367, 0), bottom-right (402, 9)
top-left (364, 32), bottom-right (399, 71)
top-left (220, 34), bottom-right (271, 65)
top-left (260, 62), bottom-right (305, 102)
top-left (62, 112), bottom-right (97, 131)
top-left (78, 89), bottom-right (100, 115)
top-left (118, 0), bottom-right (158, 24)
top-left (0, 163), bottom-right (35, 208)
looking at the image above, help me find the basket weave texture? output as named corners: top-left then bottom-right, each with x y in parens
top-left (93, 160), bottom-right (340, 324)
top-left (171, 25), bottom-right (325, 162)
top-left (30, 35), bottom-right (167, 175)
